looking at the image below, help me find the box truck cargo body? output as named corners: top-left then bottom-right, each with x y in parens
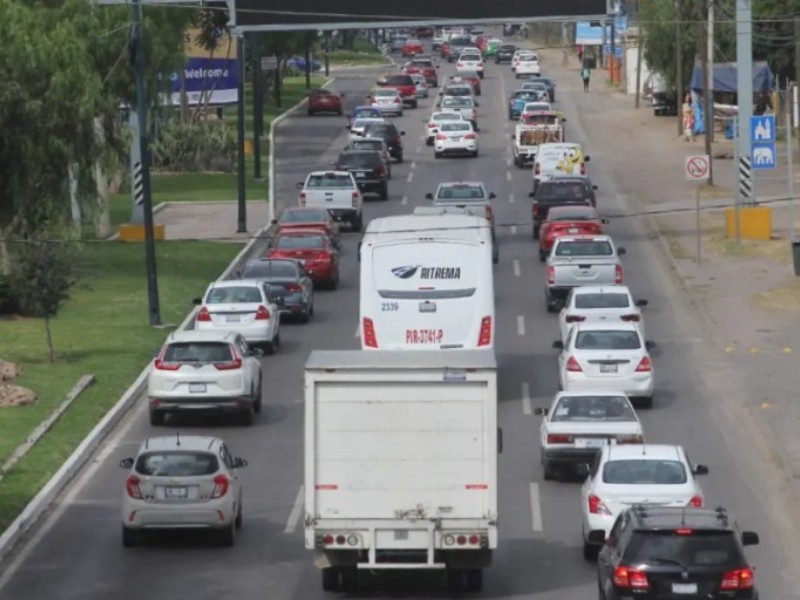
top-left (304, 350), bottom-right (499, 593)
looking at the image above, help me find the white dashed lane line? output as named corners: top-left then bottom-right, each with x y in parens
top-left (529, 483), bottom-right (544, 532)
top-left (407, 172), bottom-right (414, 183)
top-left (513, 259), bottom-right (521, 277)
top-left (509, 193), bottom-right (515, 204)
top-left (506, 171), bottom-right (512, 181)
top-left (401, 196), bottom-right (408, 205)
top-left (521, 381), bottom-right (532, 415)
top-left (517, 315), bottom-right (526, 336)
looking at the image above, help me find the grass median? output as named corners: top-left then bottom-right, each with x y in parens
top-left (0, 240), bottom-right (242, 532)
top-left (328, 37), bottom-right (388, 67)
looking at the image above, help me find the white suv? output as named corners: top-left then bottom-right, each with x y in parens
top-left (120, 435), bottom-right (248, 547)
top-left (147, 330), bottom-right (263, 426)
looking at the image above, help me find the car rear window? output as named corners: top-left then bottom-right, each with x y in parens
top-left (551, 395), bottom-right (636, 422)
top-left (280, 209), bottom-right (326, 223)
top-left (365, 124), bottom-right (397, 136)
top-left (163, 342), bottom-right (232, 363)
top-left (206, 286), bottom-right (262, 304)
top-left (554, 240), bottom-right (613, 256)
top-left (625, 531), bottom-right (742, 567)
top-left (374, 88), bottom-right (397, 97)
top-left (412, 60), bottom-right (434, 68)
top-left (441, 122), bottom-right (471, 132)
top-left (445, 87), bottom-right (472, 96)
top-left (135, 452), bottom-right (219, 477)
top-left (353, 108), bottom-right (380, 118)
top-left (442, 97), bottom-right (471, 108)
top-left (437, 185), bottom-right (485, 200)
top-left (433, 113), bottom-right (462, 122)
top-left (450, 37), bottom-right (471, 45)
top-left (603, 459), bottom-right (688, 485)
top-left (311, 89), bottom-right (333, 96)
top-left (575, 293), bottom-right (630, 309)
top-left (386, 75), bottom-right (413, 86)
top-left (307, 174), bottom-right (354, 188)
top-left (575, 330), bottom-right (641, 350)
top-left (351, 140), bottom-right (383, 151)
top-left (338, 152), bottom-right (382, 168)
top-left (513, 91), bottom-right (538, 101)
top-left (240, 260), bottom-right (298, 279)
top-left (550, 208), bottom-right (595, 220)
top-left (539, 183), bottom-right (589, 200)
top-left (275, 235), bottom-right (325, 249)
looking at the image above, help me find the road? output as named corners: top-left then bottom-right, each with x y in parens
top-left (0, 42), bottom-right (797, 600)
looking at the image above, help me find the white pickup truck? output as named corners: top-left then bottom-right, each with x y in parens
top-left (297, 171), bottom-right (364, 231)
top-left (511, 120), bottom-right (564, 168)
top-left (304, 350), bottom-right (500, 593)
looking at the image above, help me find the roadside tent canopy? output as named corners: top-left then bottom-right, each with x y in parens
top-left (689, 61), bottom-right (773, 93)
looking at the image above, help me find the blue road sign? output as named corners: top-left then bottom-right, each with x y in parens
top-left (750, 115), bottom-right (776, 170)
top-left (603, 44), bottom-right (623, 57)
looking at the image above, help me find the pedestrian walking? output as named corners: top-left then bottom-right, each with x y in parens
top-left (682, 95), bottom-right (695, 142)
top-left (577, 45), bottom-right (584, 63)
top-left (581, 67), bottom-right (590, 92)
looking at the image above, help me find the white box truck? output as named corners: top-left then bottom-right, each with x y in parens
top-left (304, 350), bottom-right (500, 593)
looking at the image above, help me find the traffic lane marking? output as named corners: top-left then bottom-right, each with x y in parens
top-left (529, 483), bottom-right (543, 531)
top-left (407, 172), bottom-right (414, 183)
top-left (284, 485), bottom-right (305, 533)
top-left (521, 381), bottom-right (532, 415)
top-left (509, 193), bottom-right (515, 204)
top-left (517, 315), bottom-right (526, 336)
top-left (513, 259), bottom-right (521, 277)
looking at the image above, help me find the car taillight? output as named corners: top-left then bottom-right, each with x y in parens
top-left (546, 265), bottom-right (555, 285)
top-left (721, 568), bottom-right (754, 590)
top-left (614, 566), bottom-right (649, 589)
top-left (299, 192), bottom-right (306, 207)
top-left (546, 433), bottom-right (573, 444)
top-left (477, 62), bottom-right (483, 67)
top-left (428, 122), bottom-right (436, 128)
top-left (352, 191), bottom-right (360, 207)
top-left (457, 62), bottom-right (464, 67)
top-left (566, 356), bottom-right (582, 372)
top-left (616, 434), bottom-right (644, 444)
top-left (196, 306), bottom-right (211, 322)
top-left (565, 315), bottom-right (585, 323)
top-left (688, 495), bottom-right (704, 507)
top-left (154, 347), bottom-right (181, 371)
top-left (436, 134), bottom-right (446, 140)
top-left (284, 283), bottom-right (302, 292)
top-left (588, 494), bottom-right (612, 515)
top-left (615, 264), bottom-right (623, 284)
top-left (478, 316), bottom-right (492, 346)
top-left (534, 163), bottom-right (541, 175)
top-left (464, 133), bottom-right (477, 140)
top-left (214, 344), bottom-right (243, 371)
top-left (212, 474), bottom-right (230, 498)
top-left (635, 356), bottom-right (652, 372)
top-left (362, 317), bottom-right (378, 348)
top-left (255, 305), bottom-right (270, 320)
top-left (620, 314), bottom-right (640, 322)
top-left (126, 475), bottom-right (142, 499)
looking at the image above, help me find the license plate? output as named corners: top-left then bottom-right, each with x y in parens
top-left (600, 363), bottom-right (618, 373)
top-left (452, 136), bottom-right (461, 141)
top-left (226, 315), bottom-right (240, 322)
top-left (165, 486), bottom-right (188, 499)
top-left (568, 227), bottom-right (579, 233)
top-left (575, 438), bottom-right (606, 449)
top-left (189, 383), bottom-right (207, 393)
top-left (356, 172), bottom-right (366, 178)
top-left (672, 583), bottom-right (698, 594)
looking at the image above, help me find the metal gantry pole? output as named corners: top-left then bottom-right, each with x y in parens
top-left (736, 0), bottom-right (754, 206)
top-left (707, 0), bottom-right (715, 143)
top-left (676, 0), bottom-right (684, 137)
top-left (788, 90), bottom-right (796, 243)
top-left (236, 35), bottom-right (247, 233)
top-left (131, 0), bottom-right (161, 326)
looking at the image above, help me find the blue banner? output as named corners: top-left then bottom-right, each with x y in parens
top-left (169, 28), bottom-right (239, 106)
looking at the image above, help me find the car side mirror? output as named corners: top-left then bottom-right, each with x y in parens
top-left (119, 458), bottom-right (134, 469)
top-left (270, 218), bottom-right (278, 225)
top-left (192, 297), bottom-right (202, 305)
top-left (489, 192), bottom-right (496, 199)
top-left (296, 182), bottom-right (305, 189)
top-left (400, 131), bottom-right (406, 136)
top-left (636, 299), bottom-right (649, 307)
top-left (693, 464), bottom-right (709, 475)
top-left (552, 340), bottom-right (564, 350)
top-left (584, 156), bottom-right (591, 162)
top-left (741, 531), bottom-right (759, 546)
top-left (645, 340), bottom-right (656, 350)
top-left (617, 247), bottom-right (626, 256)
top-left (601, 218), bottom-right (610, 224)
top-left (533, 407), bottom-right (549, 416)
top-left (344, 124), bottom-right (350, 129)
top-left (587, 530), bottom-right (606, 545)
top-left (592, 185), bottom-right (599, 190)
top-left (425, 192), bottom-right (434, 200)
top-left (233, 457), bottom-right (249, 468)
top-left (510, 134), bottom-right (515, 139)
top-left (561, 117), bottom-right (567, 122)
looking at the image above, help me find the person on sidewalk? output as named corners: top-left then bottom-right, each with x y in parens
top-left (581, 67), bottom-right (590, 92)
top-left (682, 95), bottom-right (695, 142)
top-left (577, 45), bottom-right (584, 64)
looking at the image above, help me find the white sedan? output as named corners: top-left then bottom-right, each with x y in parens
top-left (194, 280), bottom-right (282, 353)
top-left (555, 322), bottom-right (654, 408)
top-left (434, 121), bottom-right (478, 158)
top-left (559, 285), bottom-right (649, 343)
top-left (515, 53), bottom-right (541, 77)
top-left (580, 444), bottom-right (709, 560)
top-left (347, 117), bottom-right (385, 141)
top-left (368, 88), bottom-right (404, 116)
top-left (409, 73), bottom-right (429, 98)
top-left (535, 390), bottom-right (643, 483)
top-left (425, 110), bottom-right (465, 145)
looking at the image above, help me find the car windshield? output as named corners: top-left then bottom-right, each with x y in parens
top-left (554, 240), bottom-right (612, 256)
top-left (162, 342), bottom-right (232, 363)
top-left (575, 330), bottom-right (641, 350)
top-left (539, 183), bottom-right (589, 200)
top-left (446, 87), bottom-right (472, 96)
top-left (442, 97), bottom-right (471, 108)
top-left (338, 152), bottom-right (381, 168)
top-left (441, 122), bottom-right (471, 132)
top-left (135, 451), bottom-right (219, 477)
top-left (353, 118), bottom-right (381, 129)
top-left (275, 235), bottom-right (325, 249)
top-left (550, 208), bottom-right (595, 221)
top-left (306, 174), bottom-right (353, 188)
top-left (240, 260), bottom-right (298, 279)
top-left (551, 395), bottom-right (636, 422)
top-left (351, 140), bottom-right (383, 151)
top-left (206, 286), bottom-right (262, 304)
top-left (433, 113), bottom-right (462, 122)
top-left (437, 185), bottom-right (485, 200)
top-left (625, 531), bottom-right (742, 566)
top-left (575, 293), bottom-right (630, 309)
top-left (460, 53), bottom-right (481, 60)
top-left (520, 54), bottom-right (538, 61)
top-left (412, 60), bottom-right (433, 68)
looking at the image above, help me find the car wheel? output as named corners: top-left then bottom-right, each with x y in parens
top-left (254, 378), bottom-right (263, 413)
top-left (307, 109), bottom-right (313, 116)
top-left (539, 249), bottom-right (547, 262)
top-left (583, 539), bottom-right (600, 561)
top-left (426, 138), bottom-right (433, 146)
top-left (239, 403), bottom-right (255, 426)
top-left (472, 150), bottom-right (479, 158)
top-left (235, 502), bottom-right (243, 529)
top-left (434, 152), bottom-right (441, 159)
top-left (216, 519), bottom-right (236, 547)
top-left (533, 225), bottom-right (540, 240)
top-left (379, 183), bottom-right (389, 200)
top-left (341, 567), bottom-right (359, 593)
top-left (298, 310), bottom-right (310, 324)
top-left (353, 214), bottom-right (364, 232)
top-left (322, 568), bottom-right (341, 592)
top-left (337, 108), bottom-right (343, 116)
top-left (412, 100), bottom-right (418, 108)
top-left (542, 458), bottom-right (557, 481)
top-left (149, 408), bottom-right (164, 427)
top-left (329, 275), bottom-right (339, 290)
top-left (122, 526), bottom-right (140, 548)
top-left (263, 339), bottom-right (275, 355)
top-left (465, 569), bottom-right (483, 592)
top-left (396, 153), bottom-right (404, 164)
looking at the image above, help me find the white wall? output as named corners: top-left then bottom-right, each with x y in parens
top-left (625, 46), bottom-right (652, 96)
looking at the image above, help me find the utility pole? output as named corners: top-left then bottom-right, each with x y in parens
top-left (676, 0), bottom-right (684, 137)
top-left (701, 2), bottom-right (714, 184)
top-left (635, 26), bottom-right (643, 108)
top-left (236, 35), bottom-right (247, 233)
top-left (304, 43), bottom-right (312, 90)
top-left (324, 31), bottom-right (331, 77)
top-left (562, 20), bottom-right (569, 66)
top-left (736, 0), bottom-right (754, 207)
top-left (130, 0), bottom-right (161, 326)
top-left (252, 34), bottom-right (263, 180)
top-left (707, 0), bottom-right (715, 142)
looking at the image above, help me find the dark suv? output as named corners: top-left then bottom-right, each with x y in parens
top-left (446, 36), bottom-right (472, 62)
top-left (333, 150), bottom-right (389, 200)
top-left (529, 176), bottom-right (598, 239)
top-left (495, 44), bottom-right (517, 63)
top-left (363, 122), bottom-right (405, 163)
top-left (590, 506), bottom-right (760, 600)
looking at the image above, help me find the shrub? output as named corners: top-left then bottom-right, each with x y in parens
top-left (151, 118), bottom-right (236, 173)
top-left (0, 272), bottom-right (18, 315)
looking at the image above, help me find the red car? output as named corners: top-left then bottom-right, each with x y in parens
top-left (307, 88), bottom-right (344, 116)
top-left (270, 207), bottom-right (341, 249)
top-left (404, 58), bottom-right (438, 87)
top-left (414, 27), bottom-right (434, 38)
top-left (538, 205), bottom-right (608, 262)
top-left (401, 39), bottom-right (424, 57)
top-left (376, 73), bottom-right (417, 108)
top-left (267, 229), bottom-right (340, 289)
top-left (475, 36), bottom-right (489, 54)
top-left (451, 72), bottom-right (481, 95)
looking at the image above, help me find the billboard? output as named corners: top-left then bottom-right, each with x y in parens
top-left (233, 0), bottom-right (608, 31)
top-left (169, 27), bottom-right (239, 106)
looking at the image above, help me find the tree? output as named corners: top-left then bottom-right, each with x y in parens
top-left (12, 237), bottom-right (79, 363)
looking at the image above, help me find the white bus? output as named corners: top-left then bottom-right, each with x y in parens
top-left (359, 214), bottom-right (495, 350)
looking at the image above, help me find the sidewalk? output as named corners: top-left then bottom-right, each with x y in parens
top-left (154, 201), bottom-right (269, 241)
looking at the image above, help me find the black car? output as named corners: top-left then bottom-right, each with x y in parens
top-left (447, 36), bottom-right (472, 62)
top-left (333, 150), bottom-right (389, 200)
top-left (237, 258), bottom-right (314, 323)
top-left (495, 44), bottom-right (517, 64)
top-left (529, 176), bottom-right (598, 238)
top-left (590, 506), bottom-right (760, 599)
top-left (533, 75), bottom-right (557, 101)
top-left (363, 122), bottom-right (405, 163)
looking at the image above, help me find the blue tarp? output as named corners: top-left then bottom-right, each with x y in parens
top-left (689, 61), bottom-right (773, 94)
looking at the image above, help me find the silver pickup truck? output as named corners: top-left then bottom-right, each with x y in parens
top-left (545, 235), bottom-right (626, 312)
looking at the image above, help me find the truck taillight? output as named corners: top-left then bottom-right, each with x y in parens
top-left (478, 316), bottom-right (492, 346)
top-left (546, 265), bottom-right (555, 285)
top-left (615, 264), bottom-right (623, 284)
top-left (362, 317), bottom-right (378, 348)
top-left (299, 192), bottom-right (306, 206)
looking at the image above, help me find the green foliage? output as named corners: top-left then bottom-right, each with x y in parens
top-left (151, 119), bottom-right (236, 173)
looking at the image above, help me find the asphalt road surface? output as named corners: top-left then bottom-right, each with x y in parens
top-left (0, 43), bottom-right (797, 600)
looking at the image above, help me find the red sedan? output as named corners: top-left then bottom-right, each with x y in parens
top-left (270, 207), bottom-right (341, 249)
top-left (538, 205), bottom-right (608, 262)
top-left (401, 39), bottom-right (424, 57)
top-left (307, 88), bottom-right (344, 116)
top-left (404, 58), bottom-right (438, 87)
top-left (267, 229), bottom-right (340, 289)
top-left (475, 36), bottom-right (489, 54)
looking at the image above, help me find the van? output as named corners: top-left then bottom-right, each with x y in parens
top-left (359, 214), bottom-right (495, 350)
top-left (532, 142), bottom-right (590, 193)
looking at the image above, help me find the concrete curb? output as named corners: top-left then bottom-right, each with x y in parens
top-left (106, 202), bottom-right (170, 242)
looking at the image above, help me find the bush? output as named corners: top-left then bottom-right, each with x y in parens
top-left (151, 119), bottom-right (236, 173)
top-left (0, 273), bottom-right (18, 315)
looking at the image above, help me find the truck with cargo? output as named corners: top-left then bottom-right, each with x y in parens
top-left (304, 350), bottom-right (500, 593)
top-left (511, 111), bottom-right (564, 168)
